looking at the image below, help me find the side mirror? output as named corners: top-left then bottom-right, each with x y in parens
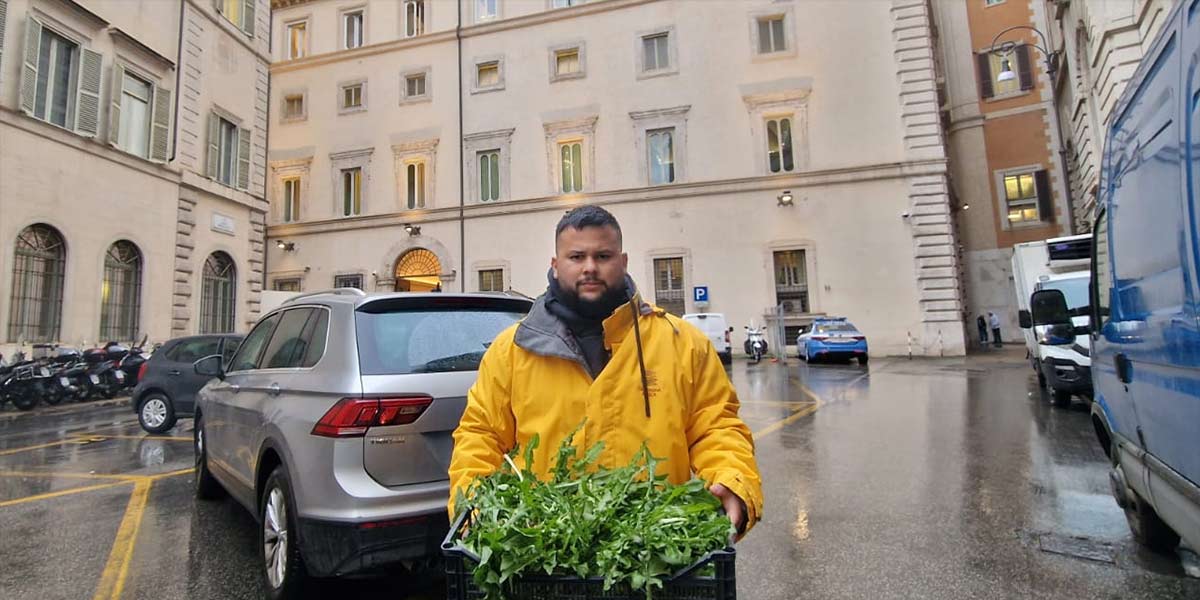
top-left (1018, 310), bottom-right (1032, 329)
top-left (194, 354), bottom-right (225, 379)
top-left (1030, 289), bottom-right (1071, 326)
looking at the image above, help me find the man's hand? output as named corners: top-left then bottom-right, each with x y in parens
top-left (709, 483), bottom-right (748, 542)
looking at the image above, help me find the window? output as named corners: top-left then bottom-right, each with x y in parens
top-left (116, 72), bottom-right (153, 159)
top-left (1091, 209), bottom-right (1110, 321)
top-left (32, 28), bottom-right (79, 129)
top-left (286, 21), bottom-right (307, 59)
top-left (559, 141), bottom-right (584, 193)
top-left (766, 116), bottom-right (795, 173)
top-left (273, 278), bottom-right (301, 292)
top-left (647, 128), bottom-right (675, 185)
top-left (299, 309), bottom-right (329, 368)
top-left (341, 82), bottom-right (364, 111)
top-left (478, 150), bottom-right (500, 201)
top-left (477, 0), bottom-right (498, 21)
top-left (355, 309), bottom-right (526, 375)
top-left (976, 45), bottom-right (1032, 99)
top-left (985, 0), bottom-right (1005, 6)
top-left (282, 93), bottom-right (305, 121)
top-left (100, 241), bottom-right (142, 342)
top-left (642, 32), bottom-right (670, 72)
top-left (221, 337), bottom-right (239, 365)
top-left (773, 250), bottom-right (809, 314)
top-left (404, 1), bottom-right (425, 37)
top-left (406, 73), bottom-right (426, 99)
top-left (217, 116), bottom-right (238, 185)
top-left (6, 224), bottom-right (65, 343)
top-left (1003, 170), bottom-right (1051, 224)
top-left (200, 252), bottom-right (236, 334)
top-left (342, 167), bottom-right (363, 216)
top-left (207, 112), bottom-right (249, 188)
top-left (477, 61), bottom-right (500, 89)
top-left (166, 338), bottom-right (221, 364)
top-left (260, 308), bottom-right (315, 369)
top-left (228, 312), bottom-right (279, 372)
top-left (757, 16), bottom-right (787, 54)
top-left (404, 161), bottom-right (427, 209)
top-left (218, 0), bottom-right (255, 36)
top-left (479, 269), bottom-right (504, 292)
top-left (552, 0), bottom-right (583, 7)
top-left (282, 177), bottom-right (300, 222)
top-left (343, 9), bottom-right (364, 49)
top-left (653, 257), bottom-right (685, 316)
top-left (555, 48), bottom-right (580, 77)
top-left (334, 274), bottom-right (363, 289)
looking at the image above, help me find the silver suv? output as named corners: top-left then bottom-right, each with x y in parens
top-left (192, 289), bottom-right (531, 598)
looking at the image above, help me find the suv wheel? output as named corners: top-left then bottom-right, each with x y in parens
top-left (261, 466), bottom-right (309, 599)
top-left (138, 393), bottom-right (177, 434)
top-left (193, 414), bottom-right (225, 500)
top-left (1124, 487), bottom-right (1181, 552)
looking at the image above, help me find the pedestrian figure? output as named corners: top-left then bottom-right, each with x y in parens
top-left (976, 315), bottom-right (988, 348)
top-left (989, 311), bottom-right (1002, 347)
top-left (448, 205), bottom-right (763, 539)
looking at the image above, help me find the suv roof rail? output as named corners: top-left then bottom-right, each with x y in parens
top-left (282, 288), bottom-right (367, 305)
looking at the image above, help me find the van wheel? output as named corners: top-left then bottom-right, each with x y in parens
top-left (1124, 488), bottom-right (1181, 553)
top-left (194, 414), bottom-right (225, 500)
top-left (261, 465), bottom-right (309, 599)
top-left (1051, 389), bottom-right (1072, 407)
top-left (1036, 369), bottom-right (1047, 388)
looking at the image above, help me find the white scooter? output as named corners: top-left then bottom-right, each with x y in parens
top-left (744, 325), bottom-right (768, 363)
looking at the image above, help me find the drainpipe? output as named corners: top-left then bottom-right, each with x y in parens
top-left (262, 6), bottom-right (274, 296)
top-left (457, 0), bottom-right (466, 292)
top-left (170, 0), bottom-right (185, 162)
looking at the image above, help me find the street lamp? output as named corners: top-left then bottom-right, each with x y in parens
top-left (275, 240), bottom-right (296, 252)
top-left (989, 25), bottom-right (1059, 83)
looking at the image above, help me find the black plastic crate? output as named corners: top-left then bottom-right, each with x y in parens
top-left (441, 511), bottom-right (736, 600)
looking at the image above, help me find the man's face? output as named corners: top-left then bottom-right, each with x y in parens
top-left (552, 225), bottom-right (628, 303)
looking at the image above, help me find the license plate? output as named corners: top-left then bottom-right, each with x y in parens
top-left (114, 371), bottom-right (125, 381)
top-left (89, 374), bottom-right (100, 384)
top-left (59, 377), bottom-right (70, 387)
top-left (829, 337), bottom-right (857, 344)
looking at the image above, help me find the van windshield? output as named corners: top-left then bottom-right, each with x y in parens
top-left (1039, 277), bottom-right (1089, 314)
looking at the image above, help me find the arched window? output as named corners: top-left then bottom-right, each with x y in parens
top-left (393, 248), bottom-right (441, 292)
top-left (200, 252), bottom-right (236, 333)
top-left (7, 224), bottom-right (66, 342)
top-left (100, 240), bottom-right (143, 342)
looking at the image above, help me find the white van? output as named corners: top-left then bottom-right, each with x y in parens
top-left (682, 313), bottom-right (732, 364)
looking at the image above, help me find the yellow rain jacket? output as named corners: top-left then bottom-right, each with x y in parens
top-left (448, 292), bottom-right (763, 532)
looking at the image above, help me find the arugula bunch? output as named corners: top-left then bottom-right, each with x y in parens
top-left (454, 425), bottom-right (734, 599)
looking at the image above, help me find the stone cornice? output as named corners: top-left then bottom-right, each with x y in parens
top-left (628, 105), bottom-right (691, 121)
top-left (267, 158), bottom-right (949, 237)
top-left (463, 128), bottom-right (516, 143)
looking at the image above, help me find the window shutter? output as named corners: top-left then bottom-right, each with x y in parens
top-left (19, 15), bottom-right (41, 115)
top-left (237, 126), bottom-right (251, 190)
top-left (0, 1), bottom-right (9, 81)
top-left (241, 0), bottom-right (255, 37)
top-left (206, 112), bottom-right (219, 179)
top-left (108, 64), bottom-right (124, 147)
top-left (976, 52), bottom-right (993, 99)
top-left (75, 48), bottom-right (103, 137)
top-left (1016, 44), bottom-right (1034, 91)
top-left (1034, 169), bottom-right (1054, 222)
top-left (150, 85), bottom-right (172, 162)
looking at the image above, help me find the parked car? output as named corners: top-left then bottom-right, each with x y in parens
top-left (131, 334), bottom-right (243, 433)
top-left (797, 317), bottom-right (868, 365)
top-left (1063, 2), bottom-right (1200, 557)
top-left (682, 313), bottom-right (733, 364)
top-left (192, 288), bottom-right (533, 597)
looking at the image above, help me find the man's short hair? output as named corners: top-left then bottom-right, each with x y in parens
top-left (555, 205), bottom-right (622, 246)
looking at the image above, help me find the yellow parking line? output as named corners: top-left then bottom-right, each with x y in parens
top-left (146, 467), bottom-right (194, 481)
top-left (0, 439), bottom-right (89, 457)
top-left (92, 480), bottom-right (151, 600)
top-left (70, 435), bottom-right (192, 442)
top-left (0, 470), bottom-right (141, 481)
top-left (0, 480), bottom-right (132, 509)
top-left (753, 404), bottom-right (819, 440)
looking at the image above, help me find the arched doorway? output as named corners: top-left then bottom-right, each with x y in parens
top-left (393, 248), bottom-right (441, 292)
top-left (7, 224), bottom-right (66, 342)
top-left (100, 240), bottom-right (143, 342)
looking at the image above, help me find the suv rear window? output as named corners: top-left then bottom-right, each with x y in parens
top-left (356, 298), bottom-right (528, 375)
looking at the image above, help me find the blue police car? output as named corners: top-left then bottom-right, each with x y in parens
top-left (797, 317), bottom-right (868, 365)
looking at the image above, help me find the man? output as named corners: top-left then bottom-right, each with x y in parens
top-left (449, 205), bottom-right (763, 537)
top-left (989, 311), bottom-right (1002, 347)
top-left (976, 315), bottom-right (988, 349)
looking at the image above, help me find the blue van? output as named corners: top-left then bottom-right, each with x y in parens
top-left (1032, 0), bottom-right (1200, 555)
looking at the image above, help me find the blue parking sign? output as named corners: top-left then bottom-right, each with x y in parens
top-left (693, 286), bottom-right (708, 303)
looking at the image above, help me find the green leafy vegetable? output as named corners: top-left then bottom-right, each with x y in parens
top-left (453, 424), bottom-right (734, 599)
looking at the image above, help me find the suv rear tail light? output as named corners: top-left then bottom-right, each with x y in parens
top-left (137, 362), bottom-right (149, 383)
top-left (852, 336), bottom-right (866, 341)
top-left (811, 336), bottom-right (828, 341)
top-left (312, 396), bottom-right (433, 438)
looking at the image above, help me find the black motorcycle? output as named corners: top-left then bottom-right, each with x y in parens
top-left (82, 345), bottom-right (125, 399)
top-left (1, 353), bottom-right (51, 411)
top-left (114, 336), bottom-right (148, 392)
top-left (43, 347), bottom-right (85, 404)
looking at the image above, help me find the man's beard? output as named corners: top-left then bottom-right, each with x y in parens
top-left (560, 278), bottom-right (628, 320)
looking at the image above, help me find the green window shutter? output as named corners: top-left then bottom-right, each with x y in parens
top-left (206, 112), bottom-right (220, 179)
top-left (1016, 44), bottom-right (1034, 91)
top-left (0, 1), bottom-right (9, 82)
top-left (19, 15), bottom-right (41, 115)
top-left (237, 126), bottom-right (251, 190)
top-left (150, 85), bottom-right (172, 162)
top-left (108, 64), bottom-right (124, 147)
top-left (75, 48), bottom-right (103, 136)
top-left (1034, 169), bottom-right (1054, 222)
top-left (242, 0), bottom-right (255, 37)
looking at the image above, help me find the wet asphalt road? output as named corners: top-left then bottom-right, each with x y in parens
top-left (0, 349), bottom-right (1197, 599)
